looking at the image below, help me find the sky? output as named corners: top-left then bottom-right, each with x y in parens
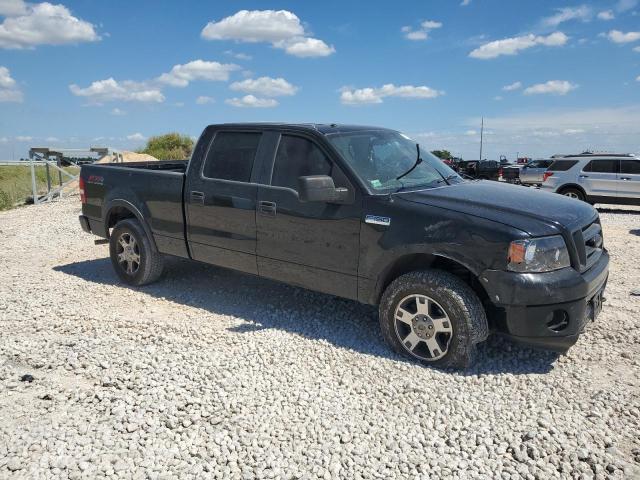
top-left (1, 0), bottom-right (640, 161)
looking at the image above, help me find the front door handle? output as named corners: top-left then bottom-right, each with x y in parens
top-left (579, 175), bottom-right (589, 178)
top-left (258, 201), bottom-right (276, 217)
top-left (190, 191), bottom-right (205, 204)
top-left (620, 177), bottom-right (632, 181)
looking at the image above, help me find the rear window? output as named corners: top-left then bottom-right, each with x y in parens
top-left (621, 160), bottom-right (640, 174)
top-left (583, 159), bottom-right (618, 173)
top-left (202, 132), bottom-right (261, 182)
top-left (548, 160), bottom-right (578, 171)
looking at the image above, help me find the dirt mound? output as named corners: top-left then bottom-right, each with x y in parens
top-left (96, 151), bottom-right (158, 164)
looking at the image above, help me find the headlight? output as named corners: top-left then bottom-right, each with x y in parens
top-left (507, 235), bottom-right (570, 272)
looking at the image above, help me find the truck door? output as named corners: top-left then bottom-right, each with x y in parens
top-left (579, 159), bottom-right (619, 198)
top-left (185, 130), bottom-right (263, 274)
top-left (618, 159), bottom-right (640, 200)
top-left (255, 133), bottom-right (361, 300)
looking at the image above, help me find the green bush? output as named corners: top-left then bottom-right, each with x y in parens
top-left (138, 133), bottom-right (194, 160)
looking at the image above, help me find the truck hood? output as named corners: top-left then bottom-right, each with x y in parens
top-left (396, 181), bottom-right (597, 236)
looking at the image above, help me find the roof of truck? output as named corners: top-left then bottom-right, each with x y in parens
top-left (211, 123), bottom-right (395, 135)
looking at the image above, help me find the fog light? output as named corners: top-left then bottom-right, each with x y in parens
top-left (546, 310), bottom-right (569, 333)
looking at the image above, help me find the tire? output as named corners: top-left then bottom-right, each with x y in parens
top-left (109, 218), bottom-right (164, 286)
top-left (559, 187), bottom-right (586, 202)
top-left (379, 270), bottom-right (488, 369)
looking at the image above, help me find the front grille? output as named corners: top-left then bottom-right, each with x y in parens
top-left (572, 220), bottom-right (603, 272)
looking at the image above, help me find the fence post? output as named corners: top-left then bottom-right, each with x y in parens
top-left (45, 161), bottom-right (51, 194)
top-left (30, 156), bottom-right (38, 205)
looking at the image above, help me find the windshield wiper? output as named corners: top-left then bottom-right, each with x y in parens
top-left (396, 143), bottom-right (423, 181)
top-left (436, 173), bottom-right (458, 184)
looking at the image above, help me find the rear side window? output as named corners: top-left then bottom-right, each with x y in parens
top-left (621, 160), bottom-right (640, 174)
top-left (271, 135), bottom-right (332, 191)
top-left (548, 160), bottom-right (578, 171)
top-left (202, 132), bottom-right (261, 182)
top-left (583, 159), bottom-right (618, 173)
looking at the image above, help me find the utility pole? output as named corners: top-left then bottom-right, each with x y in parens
top-left (479, 116), bottom-right (484, 161)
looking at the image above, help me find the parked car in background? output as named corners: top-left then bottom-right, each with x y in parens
top-left (541, 153), bottom-right (640, 205)
top-left (457, 160), bottom-right (501, 180)
top-left (519, 159), bottom-right (554, 186)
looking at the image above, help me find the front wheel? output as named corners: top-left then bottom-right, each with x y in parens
top-left (109, 219), bottom-right (164, 286)
top-left (379, 270), bottom-right (488, 369)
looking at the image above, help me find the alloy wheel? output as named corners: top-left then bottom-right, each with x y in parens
top-left (394, 294), bottom-right (453, 361)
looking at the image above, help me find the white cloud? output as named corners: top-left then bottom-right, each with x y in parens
top-left (110, 107), bottom-right (126, 116)
top-left (465, 130), bottom-right (477, 136)
top-left (0, 1), bottom-right (99, 49)
top-left (70, 78), bottom-right (165, 104)
top-left (469, 32), bottom-right (568, 59)
top-left (340, 83), bottom-right (443, 105)
top-left (597, 10), bottom-right (615, 20)
top-left (606, 30), bottom-right (640, 43)
top-left (524, 80), bottom-right (577, 95)
top-left (493, 95), bottom-right (503, 101)
top-left (460, 0), bottom-right (471, 5)
top-left (616, 0), bottom-right (638, 12)
top-left (637, 75), bottom-right (640, 81)
top-left (201, 10), bottom-right (335, 58)
top-left (15, 135), bottom-right (31, 141)
top-left (157, 60), bottom-right (239, 87)
top-left (230, 76), bottom-right (297, 97)
top-left (542, 6), bottom-right (592, 27)
top-left (502, 81), bottom-right (522, 91)
top-left (634, 46), bottom-right (640, 52)
top-left (0, 0), bottom-right (27, 16)
top-left (45, 136), bottom-right (59, 142)
top-left (196, 95), bottom-right (215, 105)
top-left (126, 133), bottom-right (145, 141)
top-left (224, 50), bottom-right (252, 60)
top-left (225, 95), bottom-right (278, 108)
top-left (0, 65), bottom-right (22, 102)
top-left (402, 19), bottom-right (442, 41)
top-left (275, 37), bottom-right (334, 57)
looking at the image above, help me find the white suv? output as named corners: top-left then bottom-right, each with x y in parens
top-left (541, 153), bottom-right (640, 205)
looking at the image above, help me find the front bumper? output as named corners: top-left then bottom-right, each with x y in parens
top-left (480, 250), bottom-right (609, 352)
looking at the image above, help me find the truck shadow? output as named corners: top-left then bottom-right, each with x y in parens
top-left (54, 257), bottom-right (558, 376)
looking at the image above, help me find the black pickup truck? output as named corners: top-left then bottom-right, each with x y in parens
top-left (79, 123), bottom-right (609, 368)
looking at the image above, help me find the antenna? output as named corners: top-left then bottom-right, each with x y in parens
top-left (479, 116), bottom-right (484, 161)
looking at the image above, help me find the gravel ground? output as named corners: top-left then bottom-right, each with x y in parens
top-left (1, 196), bottom-right (639, 479)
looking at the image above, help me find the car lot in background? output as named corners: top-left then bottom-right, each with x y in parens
top-left (541, 153), bottom-right (640, 205)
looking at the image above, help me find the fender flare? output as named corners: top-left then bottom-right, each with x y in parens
top-left (102, 198), bottom-right (158, 252)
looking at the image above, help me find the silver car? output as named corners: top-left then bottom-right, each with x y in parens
top-left (540, 153), bottom-right (640, 205)
top-left (519, 159), bottom-right (554, 185)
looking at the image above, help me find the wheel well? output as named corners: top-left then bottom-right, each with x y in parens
top-left (557, 184), bottom-right (586, 196)
top-left (376, 254), bottom-right (490, 306)
top-left (106, 206), bottom-right (136, 234)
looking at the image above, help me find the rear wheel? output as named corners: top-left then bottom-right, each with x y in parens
top-left (109, 219), bottom-right (164, 286)
top-left (560, 187), bottom-right (585, 202)
top-left (379, 270), bottom-right (488, 369)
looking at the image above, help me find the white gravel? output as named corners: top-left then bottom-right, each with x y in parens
top-left (1, 195), bottom-right (639, 479)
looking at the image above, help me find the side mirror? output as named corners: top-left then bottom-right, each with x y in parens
top-left (298, 175), bottom-right (350, 204)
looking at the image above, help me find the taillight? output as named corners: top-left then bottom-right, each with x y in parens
top-left (498, 168), bottom-right (503, 178)
top-left (542, 171), bottom-right (553, 182)
top-left (79, 177), bottom-right (86, 203)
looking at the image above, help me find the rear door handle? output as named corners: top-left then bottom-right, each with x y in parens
top-left (579, 175), bottom-right (589, 178)
top-left (259, 201), bottom-right (276, 217)
top-left (190, 191), bottom-right (205, 204)
top-left (620, 177), bottom-right (632, 181)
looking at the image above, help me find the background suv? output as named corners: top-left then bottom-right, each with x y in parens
top-left (541, 153), bottom-right (640, 205)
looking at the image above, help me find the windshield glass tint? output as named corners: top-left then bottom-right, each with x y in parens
top-left (327, 130), bottom-right (460, 192)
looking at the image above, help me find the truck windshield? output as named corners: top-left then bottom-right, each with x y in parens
top-left (326, 130), bottom-right (461, 192)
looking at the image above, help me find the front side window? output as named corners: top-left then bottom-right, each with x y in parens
top-left (583, 159), bottom-right (618, 173)
top-left (548, 160), bottom-right (578, 171)
top-left (271, 135), bottom-right (333, 191)
top-left (327, 130), bottom-right (459, 192)
top-left (202, 132), bottom-right (261, 182)
top-left (621, 160), bottom-right (640, 174)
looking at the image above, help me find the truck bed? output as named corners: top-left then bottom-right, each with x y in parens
top-left (80, 160), bottom-right (189, 258)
